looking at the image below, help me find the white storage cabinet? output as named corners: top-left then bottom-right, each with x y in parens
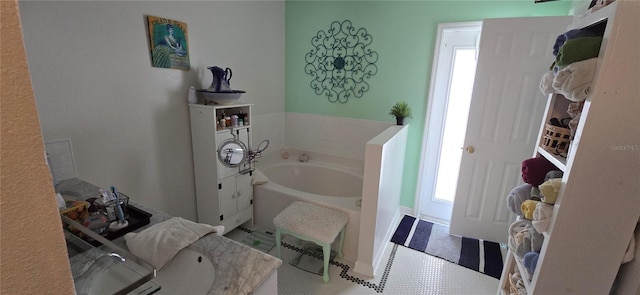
top-left (499, 2), bottom-right (640, 294)
top-left (189, 103), bottom-right (254, 234)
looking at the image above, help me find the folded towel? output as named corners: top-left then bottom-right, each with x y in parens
top-left (523, 252), bottom-right (540, 273)
top-left (124, 217), bottom-right (220, 270)
top-left (507, 183), bottom-right (533, 216)
top-left (539, 178), bottom-right (563, 204)
top-left (553, 29), bottom-right (599, 56)
top-left (539, 71), bottom-right (555, 96)
top-left (509, 219), bottom-right (532, 255)
top-left (545, 170), bottom-right (564, 182)
top-left (515, 235), bottom-right (532, 259)
top-left (511, 272), bottom-right (527, 295)
top-left (567, 101), bottom-right (585, 137)
top-left (590, 0), bottom-right (615, 12)
top-left (522, 157), bottom-right (557, 187)
top-left (251, 169), bottom-right (269, 185)
top-left (515, 226), bottom-right (544, 259)
top-left (530, 187), bottom-right (541, 201)
top-left (556, 37), bottom-right (602, 67)
top-left (552, 58), bottom-right (597, 102)
top-left (521, 200), bottom-right (540, 220)
top-left (532, 202), bottom-right (554, 234)
top-left (530, 226), bottom-right (544, 252)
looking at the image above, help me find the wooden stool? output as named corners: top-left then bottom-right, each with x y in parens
top-left (273, 201), bottom-right (348, 282)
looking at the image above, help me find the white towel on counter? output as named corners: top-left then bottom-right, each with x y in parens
top-left (251, 169), bottom-right (269, 185)
top-left (124, 217), bottom-right (222, 270)
top-left (552, 58), bottom-right (597, 102)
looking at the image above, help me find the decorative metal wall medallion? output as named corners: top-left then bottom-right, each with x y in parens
top-left (305, 20), bottom-right (378, 103)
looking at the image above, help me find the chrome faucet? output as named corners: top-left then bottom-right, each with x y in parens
top-left (298, 153), bottom-right (309, 162)
top-left (74, 252), bottom-right (125, 279)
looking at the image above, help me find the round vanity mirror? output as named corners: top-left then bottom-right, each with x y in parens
top-left (217, 138), bottom-right (248, 167)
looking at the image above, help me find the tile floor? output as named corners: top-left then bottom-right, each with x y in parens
top-left (225, 224), bottom-right (500, 295)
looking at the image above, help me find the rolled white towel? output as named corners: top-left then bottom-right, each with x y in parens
top-left (532, 202), bottom-right (553, 234)
top-left (508, 219), bottom-right (532, 254)
top-left (539, 71), bottom-right (555, 96)
top-left (251, 169), bottom-right (269, 185)
top-left (552, 58), bottom-right (597, 102)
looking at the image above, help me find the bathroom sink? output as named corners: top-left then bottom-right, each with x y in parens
top-left (88, 261), bottom-right (151, 295)
top-left (152, 248), bottom-right (215, 294)
top-left (63, 217), bottom-right (157, 295)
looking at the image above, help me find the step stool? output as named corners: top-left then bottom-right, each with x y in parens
top-left (273, 201), bottom-right (349, 282)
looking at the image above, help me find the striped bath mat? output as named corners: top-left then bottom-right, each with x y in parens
top-left (391, 215), bottom-right (503, 279)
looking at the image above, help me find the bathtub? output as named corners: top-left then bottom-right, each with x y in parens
top-left (253, 153), bottom-right (362, 262)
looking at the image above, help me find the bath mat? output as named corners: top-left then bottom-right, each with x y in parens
top-left (240, 230), bottom-right (276, 253)
top-left (390, 215), bottom-right (503, 279)
top-left (289, 242), bottom-right (337, 276)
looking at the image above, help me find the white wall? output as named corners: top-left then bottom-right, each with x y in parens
top-left (19, 1), bottom-right (285, 220)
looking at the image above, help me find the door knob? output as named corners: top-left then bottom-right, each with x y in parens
top-left (465, 146), bottom-right (475, 153)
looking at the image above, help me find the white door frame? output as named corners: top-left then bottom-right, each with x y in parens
top-left (414, 21), bottom-right (482, 223)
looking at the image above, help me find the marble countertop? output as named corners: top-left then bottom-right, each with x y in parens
top-left (57, 178), bottom-right (281, 295)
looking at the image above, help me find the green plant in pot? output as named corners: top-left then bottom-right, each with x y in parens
top-left (389, 101), bottom-right (412, 125)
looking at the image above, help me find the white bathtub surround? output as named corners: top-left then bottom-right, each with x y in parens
top-left (261, 162), bottom-right (362, 197)
top-left (253, 151), bottom-right (363, 262)
top-left (259, 148), bottom-right (364, 174)
top-left (285, 112), bottom-right (392, 161)
top-left (354, 125), bottom-right (409, 277)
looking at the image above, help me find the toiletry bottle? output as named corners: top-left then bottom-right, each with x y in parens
top-left (241, 112), bottom-right (248, 125)
top-left (188, 86), bottom-right (197, 104)
top-left (219, 111), bottom-right (227, 129)
top-left (231, 115), bottom-right (239, 126)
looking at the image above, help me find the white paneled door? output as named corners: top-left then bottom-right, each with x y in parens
top-left (449, 16), bottom-right (571, 244)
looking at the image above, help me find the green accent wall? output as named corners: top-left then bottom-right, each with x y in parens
top-left (285, 1), bottom-right (571, 208)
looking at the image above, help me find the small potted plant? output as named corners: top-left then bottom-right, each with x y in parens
top-left (389, 101), bottom-right (412, 125)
